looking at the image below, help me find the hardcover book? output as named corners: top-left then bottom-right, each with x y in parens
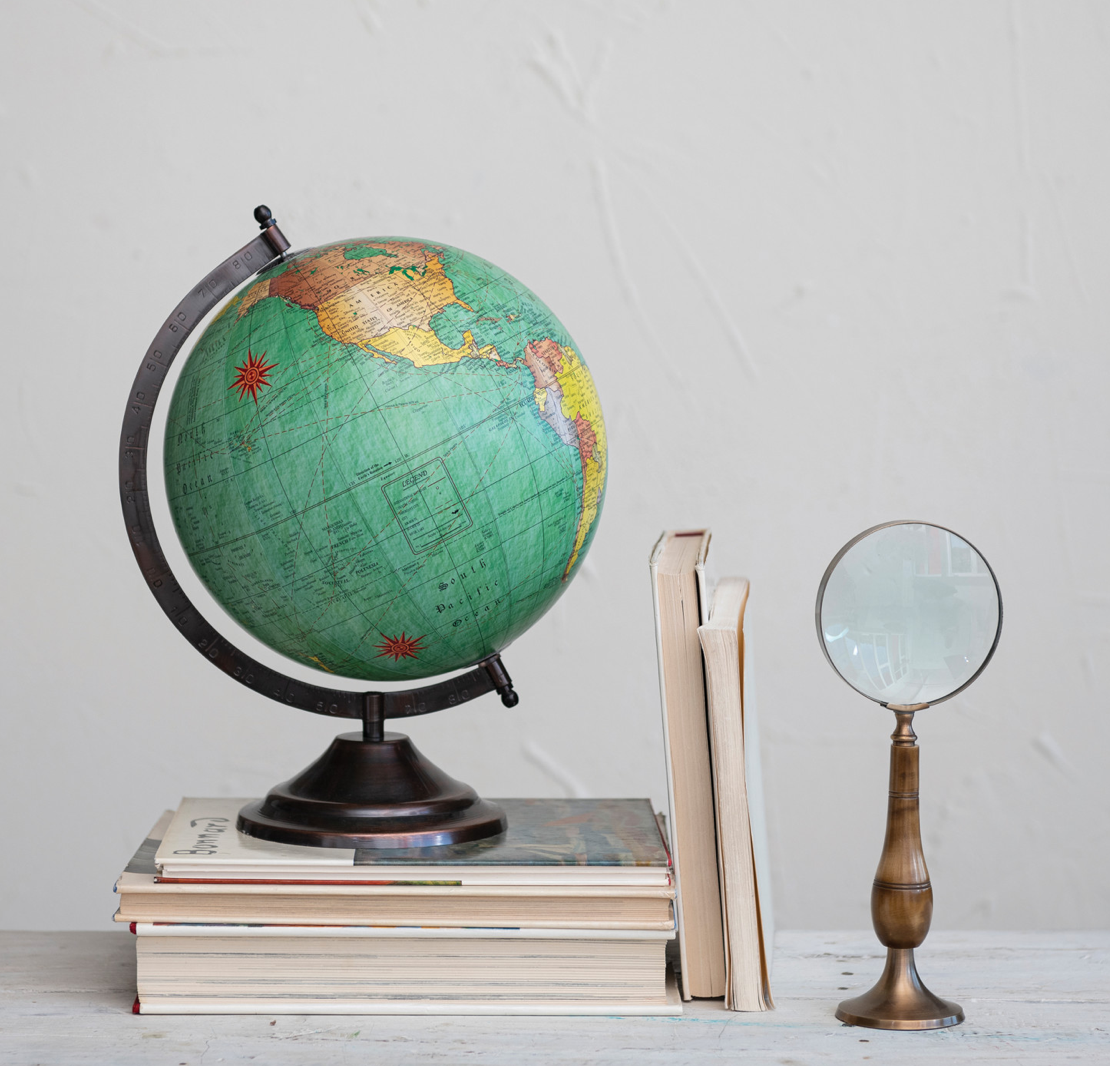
top-left (649, 529), bottom-right (726, 999)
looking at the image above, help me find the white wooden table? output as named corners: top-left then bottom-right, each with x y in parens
top-left (1, 930), bottom-right (1106, 1064)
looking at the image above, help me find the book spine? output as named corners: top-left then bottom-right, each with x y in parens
top-left (649, 543), bottom-right (689, 998)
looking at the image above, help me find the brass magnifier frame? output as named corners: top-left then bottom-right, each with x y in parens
top-left (815, 521), bottom-right (1003, 1030)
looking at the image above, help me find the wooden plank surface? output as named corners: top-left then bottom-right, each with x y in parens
top-left (0, 930), bottom-right (1106, 1064)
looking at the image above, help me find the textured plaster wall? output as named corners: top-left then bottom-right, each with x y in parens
top-left (2, 1), bottom-right (1108, 931)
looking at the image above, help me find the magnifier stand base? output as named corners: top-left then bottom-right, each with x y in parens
top-left (238, 732), bottom-right (507, 849)
top-left (836, 948), bottom-right (963, 1030)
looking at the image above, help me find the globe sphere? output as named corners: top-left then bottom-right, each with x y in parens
top-left (164, 237), bottom-right (606, 682)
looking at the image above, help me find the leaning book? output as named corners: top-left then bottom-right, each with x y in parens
top-left (698, 577), bottom-right (773, 1011)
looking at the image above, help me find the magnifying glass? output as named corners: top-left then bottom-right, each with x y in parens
top-left (816, 521), bottom-right (1002, 1030)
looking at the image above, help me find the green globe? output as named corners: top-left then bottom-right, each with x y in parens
top-left (164, 237), bottom-right (606, 683)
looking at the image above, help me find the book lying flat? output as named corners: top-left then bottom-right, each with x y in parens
top-left (649, 530), bottom-right (726, 999)
top-left (155, 797), bottom-right (672, 886)
top-left (135, 992), bottom-right (682, 1016)
top-left (116, 813), bottom-right (675, 929)
top-left (132, 924), bottom-right (679, 1016)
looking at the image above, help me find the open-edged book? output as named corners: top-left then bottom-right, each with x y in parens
top-left (650, 531), bottom-right (773, 1008)
top-left (699, 577), bottom-right (773, 1010)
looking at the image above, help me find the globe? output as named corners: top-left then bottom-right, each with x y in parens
top-left (163, 236), bottom-right (606, 683)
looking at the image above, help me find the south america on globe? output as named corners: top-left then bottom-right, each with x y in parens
top-left (164, 238), bottom-right (606, 683)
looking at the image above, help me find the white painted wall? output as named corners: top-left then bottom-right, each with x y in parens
top-left (3, 1), bottom-right (1108, 931)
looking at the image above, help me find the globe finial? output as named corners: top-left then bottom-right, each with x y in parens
top-left (254, 204), bottom-right (276, 229)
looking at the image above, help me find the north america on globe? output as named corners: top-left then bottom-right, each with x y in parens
top-left (164, 237), bottom-right (606, 682)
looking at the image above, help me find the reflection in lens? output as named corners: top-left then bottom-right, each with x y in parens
top-left (817, 523), bottom-right (1001, 706)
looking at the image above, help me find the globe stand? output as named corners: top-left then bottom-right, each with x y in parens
top-left (120, 205), bottom-right (519, 850)
top-left (238, 732), bottom-right (507, 849)
top-left (238, 686), bottom-right (512, 849)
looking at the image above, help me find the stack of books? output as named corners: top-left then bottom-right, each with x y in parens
top-left (114, 797), bottom-right (680, 1015)
top-left (650, 529), bottom-right (774, 1011)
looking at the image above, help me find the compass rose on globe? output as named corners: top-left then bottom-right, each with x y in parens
top-left (120, 207), bottom-right (607, 848)
top-left (227, 349), bottom-right (275, 403)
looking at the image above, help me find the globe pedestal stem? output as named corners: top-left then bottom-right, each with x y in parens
top-left (238, 732), bottom-right (507, 849)
top-left (363, 692), bottom-right (385, 743)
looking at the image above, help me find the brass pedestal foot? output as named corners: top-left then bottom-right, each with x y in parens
top-left (837, 948), bottom-right (963, 1030)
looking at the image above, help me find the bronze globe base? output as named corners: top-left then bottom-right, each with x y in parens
top-left (238, 731), bottom-right (507, 849)
top-left (836, 947), bottom-right (963, 1030)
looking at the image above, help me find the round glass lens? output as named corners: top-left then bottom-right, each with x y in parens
top-left (817, 523), bottom-right (1001, 706)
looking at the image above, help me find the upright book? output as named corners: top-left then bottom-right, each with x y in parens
top-left (698, 577), bottom-right (773, 1010)
top-left (649, 529), bottom-right (725, 999)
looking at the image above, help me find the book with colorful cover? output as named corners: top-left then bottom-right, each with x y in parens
top-left (154, 797), bottom-right (672, 885)
top-left (116, 812), bottom-right (676, 928)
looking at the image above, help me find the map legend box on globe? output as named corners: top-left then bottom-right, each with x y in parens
top-left (383, 459), bottom-right (473, 553)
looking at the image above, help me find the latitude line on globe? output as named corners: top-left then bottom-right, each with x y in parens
top-left (247, 298), bottom-right (381, 654)
top-left (212, 475), bottom-right (565, 624)
top-left (338, 349), bottom-right (483, 666)
top-left (292, 340), bottom-right (502, 668)
top-left (343, 370), bottom-right (520, 660)
top-left (333, 331), bottom-right (488, 665)
top-left (170, 271), bottom-right (537, 500)
top-left (284, 360), bottom-right (435, 665)
top-left (233, 311), bottom-right (328, 649)
top-left (256, 400), bottom-right (386, 664)
top-left (210, 446), bottom-right (571, 650)
top-left (384, 372), bottom-right (533, 654)
top-left (185, 396), bottom-right (532, 555)
top-left (455, 396), bottom-right (526, 637)
top-left (512, 407), bottom-right (550, 629)
top-left (264, 307), bottom-right (322, 641)
top-left (279, 330), bottom-right (421, 647)
top-left (167, 364), bottom-right (529, 506)
top-left (272, 253), bottom-right (370, 655)
top-left (205, 437), bottom-right (575, 608)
